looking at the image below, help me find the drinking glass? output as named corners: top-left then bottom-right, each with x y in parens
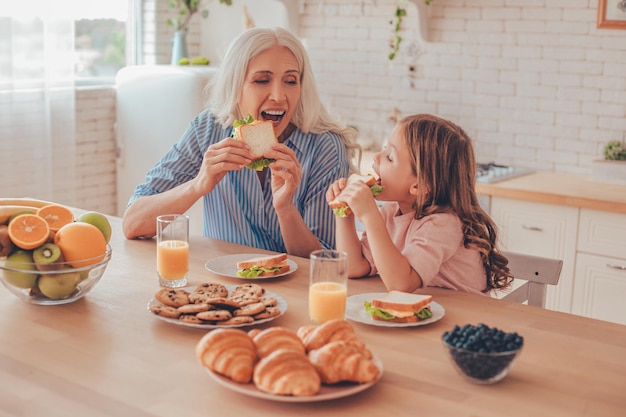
top-left (308, 249), bottom-right (348, 324)
top-left (156, 214), bottom-right (189, 288)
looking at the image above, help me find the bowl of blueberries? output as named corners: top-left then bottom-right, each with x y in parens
top-left (442, 323), bottom-right (524, 384)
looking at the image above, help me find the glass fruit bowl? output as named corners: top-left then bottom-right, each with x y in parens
top-left (442, 323), bottom-right (523, 384)
top-left (0, 245), bottom-right (112, 305)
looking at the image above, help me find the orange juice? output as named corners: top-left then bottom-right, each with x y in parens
top-left (308, 281), bottom-right (347, 324)
top-left (157, 240), bottom-right (189, 280)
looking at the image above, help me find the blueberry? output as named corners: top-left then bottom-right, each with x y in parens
top-left (442, 323), bottom-right (523, 382)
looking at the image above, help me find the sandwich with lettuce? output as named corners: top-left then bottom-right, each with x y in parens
top-left (232, 114), bottom-right (277, 171)
top-left (328, 174), bottom-right (384, 217)
top-left (364, 290), bottom-right (433, 323)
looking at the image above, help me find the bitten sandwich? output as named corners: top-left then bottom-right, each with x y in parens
top-left (232, 114), bottom-right (277, 171)
top-left (236, 253), bottom-right (290, 278)
top-left (328, 174), bottom-right (384, 217)
top-left (364, 290), bottom-right (433, 323)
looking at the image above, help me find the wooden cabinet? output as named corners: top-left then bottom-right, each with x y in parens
top-left (490, 197), bottom-right (578, 312)
top-left (572, 209), bottom-right (626, 325)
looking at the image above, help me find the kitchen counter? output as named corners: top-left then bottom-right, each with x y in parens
top-left (1, 212), bottom-right (625, 416)
top-left (476, 171), bottom-right (626, 214)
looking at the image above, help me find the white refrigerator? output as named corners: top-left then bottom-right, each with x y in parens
top-left (115, 65), bottom-right (219, 235)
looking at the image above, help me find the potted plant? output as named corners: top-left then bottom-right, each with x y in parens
top-left (592, 139), bottom-right (626, 185)
top-left (166, 0), bottom-right (232, 65)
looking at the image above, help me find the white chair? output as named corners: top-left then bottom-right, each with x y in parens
top-left (499, 251), bottom-right (563, 308)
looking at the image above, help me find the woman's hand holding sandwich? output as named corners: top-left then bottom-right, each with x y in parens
top-left (266, 143), bottom-right (323, 257)
top-left (196, 138), bottom-right (255, 193)
top-left (122, 137), bottom-right (256, 239)
top-left (267, 143), bottom-right (302, 210)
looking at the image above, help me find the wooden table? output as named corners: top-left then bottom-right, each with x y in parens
top-left (1, 214), bottom-right (625, 417)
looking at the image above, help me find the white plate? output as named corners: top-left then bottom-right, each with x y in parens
top-left (147, 285), bottom-right (287, 329)
top-left (204, 354), bottom-right (383, 402)
top-left (345, 292), bottom-right (445, 327)
top-left (204, 253), bottom-right (297, 279)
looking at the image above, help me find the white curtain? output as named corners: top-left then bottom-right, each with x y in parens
top-left (0, 6), bottom-right (76, 204)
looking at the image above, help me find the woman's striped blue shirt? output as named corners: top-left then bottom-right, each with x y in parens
top-left (129, 110), bottom-right (349, 252)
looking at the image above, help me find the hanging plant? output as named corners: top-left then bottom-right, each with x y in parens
top-left (388, 2), bottom-right (406, 61)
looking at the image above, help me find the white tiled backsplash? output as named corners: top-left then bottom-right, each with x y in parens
top-left (2, 0), bottom-right (625, 215)
top-left (138, 0), bottom-right (626, 187)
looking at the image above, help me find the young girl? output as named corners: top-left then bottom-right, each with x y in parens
top-left (326, 114), bottom-right (512, 295)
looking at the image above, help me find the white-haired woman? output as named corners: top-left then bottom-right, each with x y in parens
top-left (123, 27), bottom-right (361, 257)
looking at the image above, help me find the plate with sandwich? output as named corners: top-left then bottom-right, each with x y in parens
top-left (232, 114), bottom-right (277, 171)
top-left (205, 253), bottom-right (297, 279)
top-left (328, 174), bottom-right (384, 217)
top-left (345, 290), bottom-right (445, 327)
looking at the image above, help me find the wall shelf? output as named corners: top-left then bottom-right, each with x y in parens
top-left (408, 0), bottom-right (431, 43)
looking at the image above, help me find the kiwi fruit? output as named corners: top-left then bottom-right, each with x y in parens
top-left (0, 224), bottom-right (15, 257)
top-left (33, 243), bottom-right (64, 271)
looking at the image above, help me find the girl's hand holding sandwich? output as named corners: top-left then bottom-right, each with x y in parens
top-left (327, 178), bottom-right (379, 220)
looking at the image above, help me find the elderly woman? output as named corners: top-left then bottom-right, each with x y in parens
top-left (123, 27), bottom-right (361, 257)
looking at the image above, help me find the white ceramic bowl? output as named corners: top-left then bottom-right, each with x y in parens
top-left (0, 245), bottom-right (111, 305)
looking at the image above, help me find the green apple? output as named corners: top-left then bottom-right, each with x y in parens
top-left (37, 271), bottom-right (81, 300)
top-left (77, 211), bottom-right (112, 243)
top-left (3, 250), bottom-right (38, 288)
top-left (79, 270), bottom-right (90, 282)
top-left (190, 56), bottom-right (210, 65)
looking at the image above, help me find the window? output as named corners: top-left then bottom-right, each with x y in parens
top-left (1, 0), bottom-right (139, 86)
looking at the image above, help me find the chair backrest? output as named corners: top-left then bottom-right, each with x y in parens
top-left (500, 251), bottom-right (563, 308)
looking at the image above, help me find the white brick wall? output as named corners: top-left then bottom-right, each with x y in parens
top-left (74, 87), bottom-right (117, 214)
top-left (292, 0), bottom-right (626, 174)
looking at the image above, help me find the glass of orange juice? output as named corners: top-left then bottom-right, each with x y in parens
top-left (156, 214), bottom-right (189, 288)
top-left (309, 249), bottom-right (348, 324)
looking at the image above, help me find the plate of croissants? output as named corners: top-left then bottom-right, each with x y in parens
top-left (195, 319), bottom-right (383, 402)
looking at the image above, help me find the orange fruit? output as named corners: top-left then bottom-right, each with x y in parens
top-left (54, 222), bottom-right (107, 268)
top-left (36, 204), bottom-right (75, 232)
top-left (7, 214), bottom-right (50, 250)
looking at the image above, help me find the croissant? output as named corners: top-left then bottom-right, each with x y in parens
top-left (253, 349), bottom-right (321, 396)
top-left (252, 326), bottom-right (305, 358)
top-left (196, 328), bottom-right (257, 383)
top-left (247, 328), bottom-right (262, 339)
top-left (308, 340), bottom-right (380, 384)
top-left (297, 319), bottom-right (365, 352)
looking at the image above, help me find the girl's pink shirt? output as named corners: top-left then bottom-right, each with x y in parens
top-left (360, 202), bottom-right (488, 295)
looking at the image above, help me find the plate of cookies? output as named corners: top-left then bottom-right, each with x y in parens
top-left (148, 282), bottom-right (287, 329)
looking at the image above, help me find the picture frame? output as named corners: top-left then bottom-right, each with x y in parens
top-left (597, 0), bottom-right (626, 29)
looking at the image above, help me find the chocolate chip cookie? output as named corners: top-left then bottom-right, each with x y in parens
top-left (189, 282), bottom-right (229, 303)
top-left (155, 288), bottom-right (190, 307)
top-left (150, 304), bottom-right (181, 319)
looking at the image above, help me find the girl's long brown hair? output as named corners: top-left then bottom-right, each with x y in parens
top-left (400, 114), bottom-right (512, 291)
